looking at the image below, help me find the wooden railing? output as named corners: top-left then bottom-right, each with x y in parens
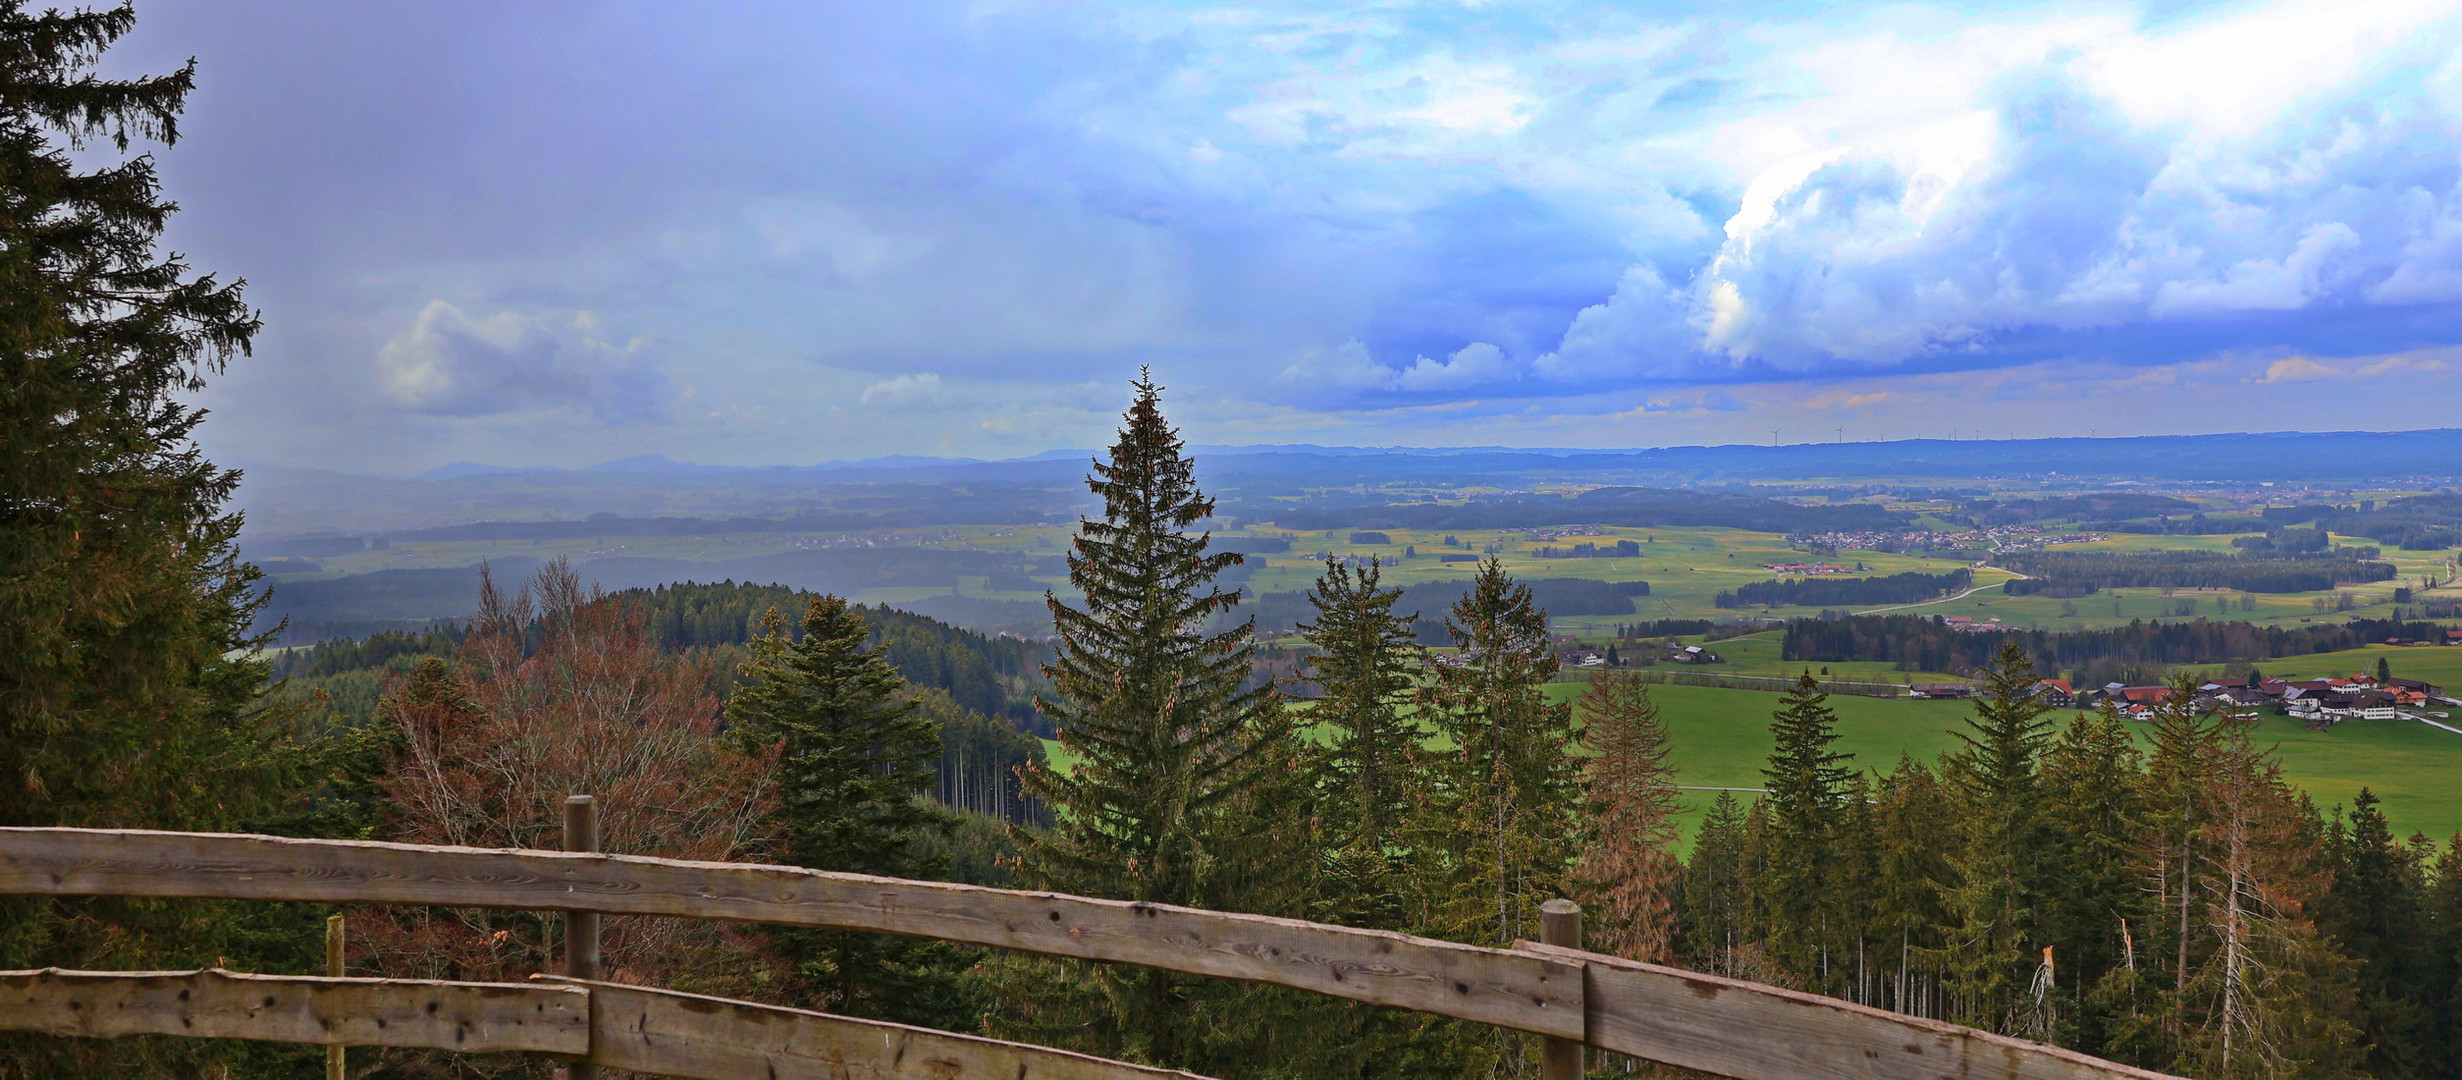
top-left (0, 826), bottom-right (2185, 1080)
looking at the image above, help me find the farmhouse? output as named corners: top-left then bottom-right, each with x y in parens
top-left (2081, 684), bottom-right (2174, 717)
top-left (1910, 683), bottom-right (1975, 700)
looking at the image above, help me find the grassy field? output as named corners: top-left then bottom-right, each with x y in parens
top-left (1573, 639), bottom-right (2462, 845)
top-left (1224, 524), bottom-right (1969, 626)
top-left (1044, 676), bottom-right (2462, 854)
top-left (1697, 629), bottom-right (2462, 690)
top-left (1537, 682), bottom-right (2462, 850)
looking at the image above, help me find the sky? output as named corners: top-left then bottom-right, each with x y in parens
top-left (104, 0), bottom-right (2462, 472)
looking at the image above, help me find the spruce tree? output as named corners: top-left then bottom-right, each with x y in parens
top-left (2107, 674), bottom-right (2229, 1068)
top-left (0, 9), bottom-right (301, 1072)
top-left (1002, 373), bottom-right (1302, 1071)
top-left (1831, 769), bottom-right (1886, 1007)
top-left (2039, 707), bottom-right (2149, 1055)
top-left (0, 3), bottom-right (272, 832)
top-left (1871, 756), bottom-right (1955, 1017)
top-left (2425, 836), bottom-right (2462, 1080)
top-left (1300, 554), bottom-right (1422, 928)
top-left (1414, 557), bottom-right (1581, 950)
top-left (1756, 672), bottom-right (1856, 990)
top-left (1408, 558), bottom-right (1578, 1077)
top-left (2319, 788), bottom-right (2429, 1080)
top-left (2171, 713), bottom-right (2364, 1080)
top-left (1941, 642), bottom-right (2056, 1034)
top-left (1681, 790), bottom-right (1751, 975)
top-left (728, 597), bottom-right (962, 1026)
top-left (1571, 672), bottom-right (1682, 963)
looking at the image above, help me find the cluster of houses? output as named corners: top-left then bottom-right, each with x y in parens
top-left (1555, 641), bottom-right (1721, 669)
top-left (1939, 616), bottom-right (2008, 632)
top-left (2021, 674), bottom-right (2454, 723)
top-left (1785, 526), bottom-right (2108, 554)
top-left (1759, 561), bottom-right (1851, 574)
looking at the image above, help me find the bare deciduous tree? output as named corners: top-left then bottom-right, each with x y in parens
top-left (361, 559), bottom-right (780, 1006)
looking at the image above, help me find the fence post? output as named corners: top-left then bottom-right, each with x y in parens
top-left (564, 795), bottom-right (600, 1080)
top-left (325, 913), bottom-right (346, 1080)
top-left (1540, 899), bottom-right (1583, 1080)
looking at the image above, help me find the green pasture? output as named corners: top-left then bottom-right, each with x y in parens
top-left (1043, 677), bottom-right (2461, 855)
top-left (1545, 682), bottom-right (2462, 849)
top-left (1608, 639), bottom-right (2462, 844)
top-left (2176, 641), bottom-right (2462, 686)
top-left (1226, 523), bottom-right (1969, 623)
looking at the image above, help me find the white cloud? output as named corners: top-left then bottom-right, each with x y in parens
top-left (859, 372), bottom-right (947, 408)
top-left (2077, 0), bottom-right (2448, 138)
top-left (2153, 222), bottom-right (2362, 314)
top-left (1282, 339), bottom-right (1520, 393)
top-left (173, 0), bottom-right (2462, 469)
top-left (1133, 0), bottom-right (2462, 379)
top-left (1394, 342), bottom-right (1513, 391)
top-left (2369, 202), bottom-right (2462, 303)
top-left (375, 301), bottom-right (665, 420)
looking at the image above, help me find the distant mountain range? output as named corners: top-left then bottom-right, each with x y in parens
top-left (395, 429), bottom-right (2462, 486)
top-left (232, 428), bottom-right (2462, 543)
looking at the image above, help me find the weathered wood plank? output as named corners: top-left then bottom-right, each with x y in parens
top-left (1516, 943), bottom-right (2187, 1080)
top-left (542, 976), bottom-right (1210, 1080)
top-left (0, 828), bottom-right (1582, 1038)
top-left (0, 968), bottom-right (588, 1054)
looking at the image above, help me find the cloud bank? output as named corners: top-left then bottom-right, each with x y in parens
top-left (107, 0), bottom-right (2462, 468)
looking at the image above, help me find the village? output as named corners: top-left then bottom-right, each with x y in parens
top-left (1910, 672), bottom-right (2462, 729)
top-left (1787, 525), bottom-right (2109, 554)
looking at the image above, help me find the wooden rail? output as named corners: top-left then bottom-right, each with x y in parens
top-left (544, 976), bottom-right (1207, 1080)
top-left (0, 828), bottom-right (1579, 1038)
top-left (0, 969), bottom-right (1206, 1080)
top-left (1517, 944), bottom-right (2182, 1080)
top-left (0, 968), bottom-right (588, 1055)
top-left (0, 827), bottom-right (2186, 1080)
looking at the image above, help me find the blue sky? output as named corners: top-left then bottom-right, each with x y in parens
top-left (114, 0), bottom-right (2462, 471)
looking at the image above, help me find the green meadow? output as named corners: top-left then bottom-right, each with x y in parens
top-left (1535, 682), bottom-right (2462, 851)
top-left (1046, 675), bottom-right (2462, 853)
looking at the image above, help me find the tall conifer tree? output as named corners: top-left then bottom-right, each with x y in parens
top-left (0, 10), bottom-right (300, 1072)
top-left (2040, 707), bottom-right (2149, 1054)
top-left (1681, 790), bottom-right (1751, 976)
top-left (1756, 673), bottom-right (1856, 990)
top-left (2171, 713), bottom-right (2363, 1080)
top-left (2319, 788), bottom-right (2429, 1079)
top-left (1003, 372), bottom-right (1302, 1071)
top-left (1572, 672), bottom-right (1682, 964)
top-left (2133, 672), bottom-right (2224, 1063)
top-left (1301, 555), bottom-right (1422, 928)
top-left (0, 3), bottom-right (274, 831)
top-left (1414, 558), bottom-right (1580, 950)
top-left (2424, 836), bottom-right (2462, 1080)
top-left (1871, 756), bottom-right (1956, 1017)
top-left (728, 597), bottom-right (963, 1026)
top-left (1409, 558), bottom-right (1578, 1077)
top-left (1941, 642), bottom-right (2056, 1034)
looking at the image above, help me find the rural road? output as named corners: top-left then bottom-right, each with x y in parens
top-left (1852, 561), bottom-right (2030, 616)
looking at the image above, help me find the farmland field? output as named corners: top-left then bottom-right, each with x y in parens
top-left (1537, 682), bottom-right (2462, 850)
top-left (1048, 678), bottom-right (2461, 853)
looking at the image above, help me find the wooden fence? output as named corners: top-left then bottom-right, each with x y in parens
top-left (0, 825), bottom-right (2184, 1080)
